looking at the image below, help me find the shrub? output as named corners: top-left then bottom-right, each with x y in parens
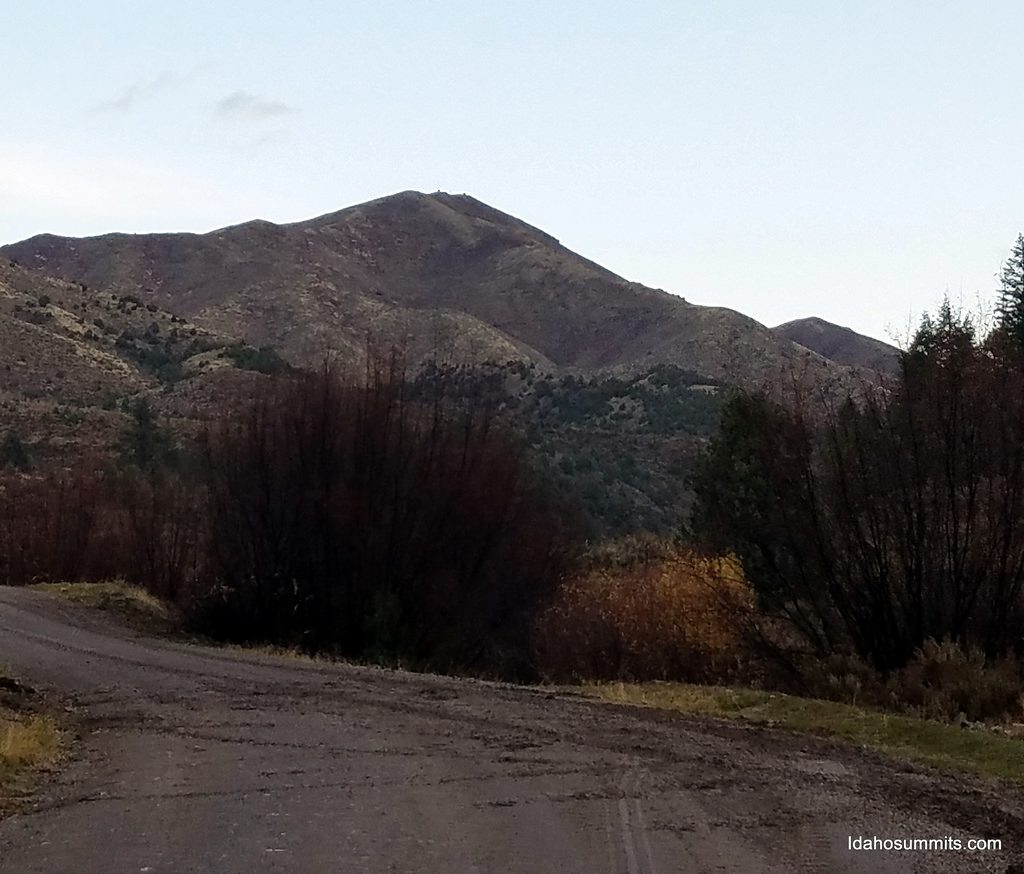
top-left (222, 344), bottom-right (291, 375)
top-left (0, 455), bottom-right (202, 600)
top-left (0, 464), bottom-right (110, 586)
top-left (779, 640), bottom-right (1024, 724)
top-left (535, 542), bottom-right (753, 683)
top-left (889, 640), bottom-right (1024, 724)
top-left (0, 353), bottom-right (579, 678)
top-left (192, 355), bottom-right (578, 674)
top-left (0, 432), bottom-right (31, 472)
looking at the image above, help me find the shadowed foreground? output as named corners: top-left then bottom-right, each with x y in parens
top-left (0, 587), bottom-right (1019, 873)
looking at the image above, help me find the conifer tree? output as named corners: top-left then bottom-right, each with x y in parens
top-left (996, 234), bottom-right (1024, 353)
top-left (118, 398), bottom-right (177, 470)
top-left (0, 430), bottom-right (31, 471)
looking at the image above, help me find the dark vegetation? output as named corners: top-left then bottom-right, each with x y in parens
top-left (688, 238), bottom-right (1024, 719)
top-left (197, 353), bottom-right (575, 672)
top-left (219, 343), bottom-right (292, 375)
top-left (1, 235), bottom-right (1023, 724)
top-left (692, 304), bottom-right (1024, 673)
top-left (411, 361), bottom-right (722, 536)
top-left (0, 352), bottom-right (576, 677)
top-left (0, 432), bottom-right (32, 472)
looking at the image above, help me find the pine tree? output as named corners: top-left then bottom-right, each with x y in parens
top-left (907, 297), bottom-right (976, 370)
top-left (118, 398), bottom-right (177, 470)
top-left (996, 234), bottom-right (1024, 353)
top-left (0, 430), bottom-right (32, 471)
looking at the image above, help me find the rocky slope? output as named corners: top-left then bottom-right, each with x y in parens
top-left (3, 191), bottom-right (853, 392)
top-left (0, 259), bottom-right (274, 464)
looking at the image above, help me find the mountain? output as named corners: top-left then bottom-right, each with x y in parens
top-left (1, 192), bottom-right (878, 533)
top-left (2, 191), bottom-right (853, 392)
top-left (0, 243), bottom-right (721, 532)
top-left (773, 317), bottom-right (900, 373)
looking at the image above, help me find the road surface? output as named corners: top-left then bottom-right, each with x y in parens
top-left (0, 586), bottom-right (1020, 873)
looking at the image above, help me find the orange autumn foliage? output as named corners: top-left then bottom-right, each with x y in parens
top-left (535, 543), bottom-right (753, 683)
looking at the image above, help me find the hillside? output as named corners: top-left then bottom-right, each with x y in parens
top-left (0, 260), bottom-right (148, 407)
top-left (0, 259), bottom-right (278, 465)
top-left (773, 316), bottom-right (899, 372)
top-left (2, 191), bottom-right (854, 392)
top-left (413, 360), bottom-right (723, 535)
top-left (0, 257), bottom-right (718, 533)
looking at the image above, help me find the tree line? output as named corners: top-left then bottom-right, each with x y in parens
top-left (690, 236), bottom-right (1024, 682)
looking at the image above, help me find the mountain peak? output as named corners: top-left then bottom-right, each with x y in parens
top-left (774, 316), bottom-right (899, 372)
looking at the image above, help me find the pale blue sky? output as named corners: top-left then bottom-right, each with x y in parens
top-left (4, 1), bottom-right (1022, 342)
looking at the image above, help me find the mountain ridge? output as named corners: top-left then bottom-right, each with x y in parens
top-left (2, 190), bottom-right (859, 392)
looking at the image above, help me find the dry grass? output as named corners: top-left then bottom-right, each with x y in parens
top-left (34, 580), bottom-right (182, 636)
top-left (33, 583), bottom-right (333, 663)
top-left (589, 681), bottom-right (1024, 784)
top-left (1, 715), bottom-right (61, 767)
top-left (0, 675), bottom-right (63, 805)
top-left (223, 643), bottom-right (326, 663)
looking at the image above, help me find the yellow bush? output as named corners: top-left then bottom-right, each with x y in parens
top-left (535, 543), bottom-right (753, 683)
top-left (0, 715), bottom-right (61, 767)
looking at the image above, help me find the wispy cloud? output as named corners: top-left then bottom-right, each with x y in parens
top-left (215, 91), bottom-right (295, 121)
top-left (93, 72), bottom-right (178, 113)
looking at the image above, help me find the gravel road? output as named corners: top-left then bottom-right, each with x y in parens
top-left (0, 586), bottom-right (1020, 873)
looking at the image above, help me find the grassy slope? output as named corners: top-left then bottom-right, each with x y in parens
top-left (35, 581), bottom-right (182, 636)
top-left (590, 682), bottom-right (1024, 783)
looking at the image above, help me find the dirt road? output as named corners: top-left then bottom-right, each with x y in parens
top-left (0, 587), bottom-right (1019, 873)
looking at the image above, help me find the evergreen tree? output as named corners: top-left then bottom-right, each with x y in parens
top-left (906, 297), bottom-right (976, 372)
top-left (118, 398), bottom-right (177, 470)
top-left (996, 234), bottom-right (1024, 353)
top-left (0, 430), bottom-right (32, 471)
top-left (689, 305), bottom-right (1024, 672)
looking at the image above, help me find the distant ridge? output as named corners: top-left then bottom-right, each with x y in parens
top-left (773, 316), bottom-right (900, 373)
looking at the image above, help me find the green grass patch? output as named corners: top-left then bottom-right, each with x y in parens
top-left (589, 681), bottom-right (1024, 783)
top-left (34, 581), bottom-right (182, 636)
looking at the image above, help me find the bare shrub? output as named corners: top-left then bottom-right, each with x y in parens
top-left (0, 464), bottom-right (107, 586)
top-left (0, 464), bottom-right (201, 595)
top-left (114, 471), bottom-right (204, 603)
top-left (193, 353), bottom-right (578, 674)
top-left (888, 640), bottom-right (1024, 724)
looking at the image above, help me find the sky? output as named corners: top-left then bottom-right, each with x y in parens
top-left (3, 2), bottom-right (1022, 344)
